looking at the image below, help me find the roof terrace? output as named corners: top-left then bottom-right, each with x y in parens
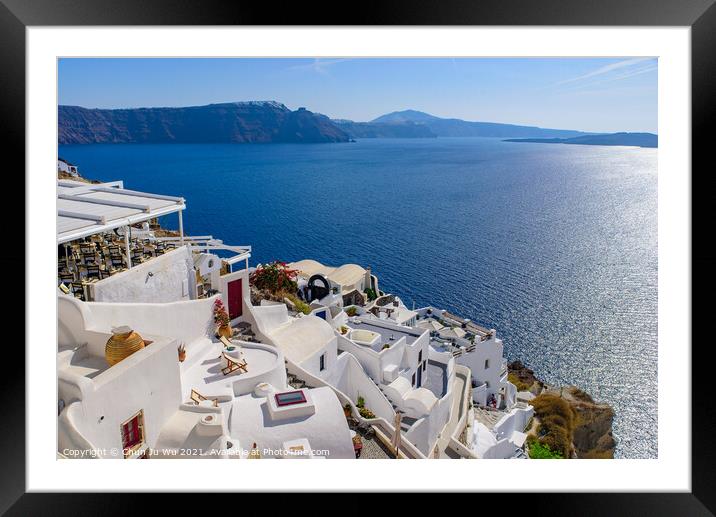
top-left (349, 318), bottom-right (423, 350)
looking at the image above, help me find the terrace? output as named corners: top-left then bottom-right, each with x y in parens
top-left (57, 179), bottom-right (251, 301)
top-left (179, 339), bottom-right (283, 399)
top-left (347, 318), bottom-right (421, 351)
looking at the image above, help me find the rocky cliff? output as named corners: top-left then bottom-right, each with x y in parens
top-left (509, 361), bottom-right (616, 459)
top-left (58, 102), bottom-right (350, 144)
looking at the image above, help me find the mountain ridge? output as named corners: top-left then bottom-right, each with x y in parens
top-left (58, 102), bottom-right (349, 144)
top-left (364, 109), bottom-right (594, 138)
top-left (58, 102), bottom-right (655, 145)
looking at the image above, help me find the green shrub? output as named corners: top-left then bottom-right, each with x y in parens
top-left (282, 292), bottom-right (311, 315)
top-left (345, 306), bottom-right (358, 317)
top-left (356, 396), bottom-right (365, 408)
top-left (528, 441), bottom-right (563, 459)
top-left (364, 287), bottom-right (377, 301)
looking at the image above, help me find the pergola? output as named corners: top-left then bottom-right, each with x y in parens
top-left (57, 179), bottom-right (186, 268)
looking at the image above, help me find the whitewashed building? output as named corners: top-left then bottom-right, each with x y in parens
top-left (58, 157), bottom-right (79, 176)
top-left (57, 180), bottom-right (354, 459)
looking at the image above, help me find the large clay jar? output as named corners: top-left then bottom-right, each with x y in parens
top-left (105, 326), bottom-right (145, 366)
top-left (217, 324), bottom-right (232, 339)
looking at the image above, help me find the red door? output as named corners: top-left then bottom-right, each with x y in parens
top-left (227, 278), bottom-right (243, 320)
top-left (121, 412), bottom-right (143, 456)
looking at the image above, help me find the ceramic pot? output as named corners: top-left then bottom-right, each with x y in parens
top-left (105, 326), bottom-right (145, 366)
top-left (217, 324), bottom-right (232, 339)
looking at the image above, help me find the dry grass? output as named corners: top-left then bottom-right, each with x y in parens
top-left (508, 372), bottom-right (532, 392)
top-left (530, 393), bottom-right (575, 458)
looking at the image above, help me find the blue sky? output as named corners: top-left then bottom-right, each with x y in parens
top-left (58, 57), bottom-right (657, 133)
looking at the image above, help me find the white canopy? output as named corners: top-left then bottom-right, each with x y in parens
top-left (290, 259), bottom-right (367, 289)
top-left (57, 179), bottom-right (185, 244)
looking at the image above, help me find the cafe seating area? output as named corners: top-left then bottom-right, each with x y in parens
top-left (58, 231), bottom-right (178, 300)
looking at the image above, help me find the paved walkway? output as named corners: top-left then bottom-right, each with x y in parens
top-left (436, 370), bottom-right (469, 458)
top-left (359, 434), bottom-right (393, 459)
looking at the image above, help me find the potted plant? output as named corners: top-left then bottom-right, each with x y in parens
top-left (359, 407), bottom-right (376, 419)
top-left (340, 325), bottom-right (349, 335)
top-left (177, 343), bottom-right (187, 362)
top-left (343, 403), bottom-right (352, 418)
top-left (213, 299), bottom-right (232, 339)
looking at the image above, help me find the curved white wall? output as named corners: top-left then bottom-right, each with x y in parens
top-left (83, 295), bottom-right (216, 352)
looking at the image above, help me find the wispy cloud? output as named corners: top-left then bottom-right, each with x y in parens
top-left (554, 57), bottom-right (653, 86)
top-left (287, 58), bottom-right (351, 75)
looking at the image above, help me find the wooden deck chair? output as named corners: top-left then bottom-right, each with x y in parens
top-left (218, 335), bottom-right (234, 349)
top-left (189, 388), bottom-right (219, 407)
top-left (221, 353), bottom-right (248, 375)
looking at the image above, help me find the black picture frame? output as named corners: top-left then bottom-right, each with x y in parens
top-left (3, 0), bottom-right (714, 514)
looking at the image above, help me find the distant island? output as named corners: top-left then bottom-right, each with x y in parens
top-left (351, 109), bottom-right (591, 139)
top-left (332, 119), bottom-right (437, 139)
top-left (58, 101), bottom-right (654, 146)
top-left (504, 132), bottom-right (658, 148)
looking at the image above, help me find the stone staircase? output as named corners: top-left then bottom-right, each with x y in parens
top-left (377, 385), bottom-right (417, 432)
top-left (473, 406), bottom-right (507, 430)
top-left (286, 371), bottom-right (312, 390)
top-left (232, 321), bottom-right (256, 341)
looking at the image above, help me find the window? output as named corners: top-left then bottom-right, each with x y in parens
top-left (485, 382), bottom-right (490, 389)
top-left (319, 353), bottom-right (326, 371)
top-left (484, 359), bottom-right (490, 370)
top-left (275, 390), bottom-right (308, 406)
top-left (422, 360), bottom-right (427, 372)
top-left (316, 310), bottom-right (327, 320)
top-left (418, 350), bottom-right (423, 364)
top-left (120, 410), bottom-right (145, 458)
top-left (412, 373), bottom-right (416, 386)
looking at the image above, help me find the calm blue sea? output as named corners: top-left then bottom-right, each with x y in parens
top-left (59, 138), bottom-right (658, 458)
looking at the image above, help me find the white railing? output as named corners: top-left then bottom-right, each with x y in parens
top-left (156, 235), bottom-right (251, 257)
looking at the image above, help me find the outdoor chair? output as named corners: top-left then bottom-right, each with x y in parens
top-left (71, 282), bottom-right (85, 300)
top-left (86, 265), bottom-right (101, 279)
top-left (59, 271), bottom-right (75, 282)
top-left (218, 335), bottom-right (235, 349)
top-left (221, 353), bottom-right (248, 376)
top-left (190, 388), bottom-right (219, 407)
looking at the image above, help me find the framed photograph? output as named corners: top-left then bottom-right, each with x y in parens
top-left (5, 0), bottom-right (714, 512)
